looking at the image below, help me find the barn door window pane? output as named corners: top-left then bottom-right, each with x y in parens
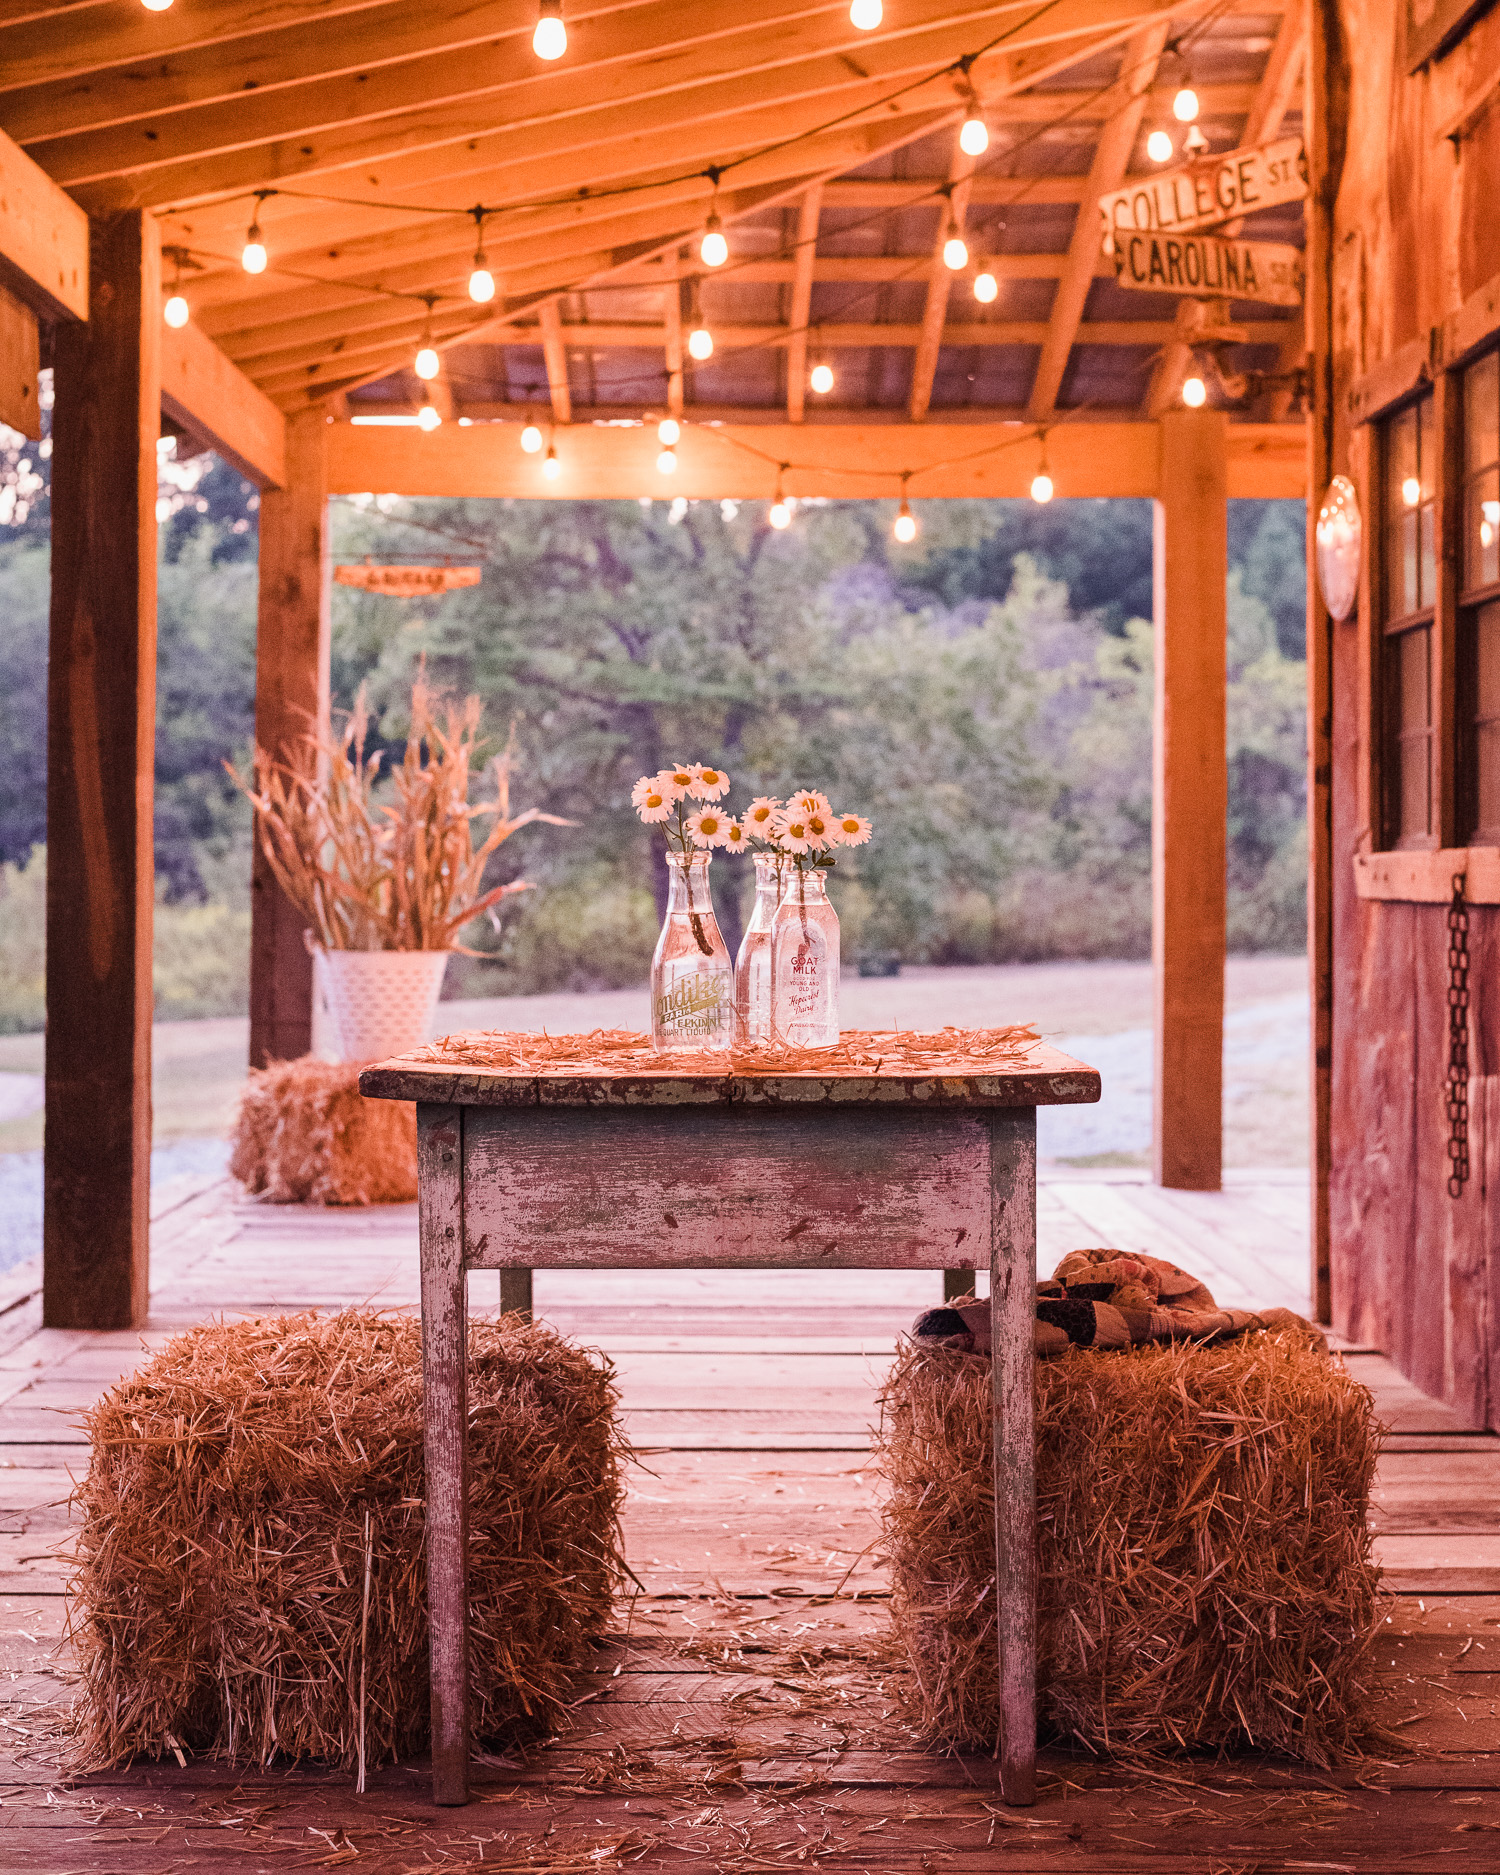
top-left (1381, 394), bottom-right (1437, 848)
top-left (1474, 601), bottom-right (1500, 843)
top-left (1387, 623), bottom-right (1435, 844)
top-left (1386, 398), bottom-right (1436, 619)
top-left (1463, 349), bottom-right (1500, 595)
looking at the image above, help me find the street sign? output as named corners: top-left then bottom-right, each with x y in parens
top-left (334, 564), bottom-right (482, 595)
top-left (1111, 231), bottom-right (1304, 306)
top-left (1099, 135), bottom-right (1307, 245)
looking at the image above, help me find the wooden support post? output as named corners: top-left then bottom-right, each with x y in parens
top-left (249, 408), bottom-right (331, 1068)
top-left (1153, 409), bottom-right (1228, 1191)
top-left (989, 1108), bottom-right (1037, 1806)
top-left (418, 1105), bottom-right (470, 1808)
top-left (43, 211), bottom-right (159, 1331)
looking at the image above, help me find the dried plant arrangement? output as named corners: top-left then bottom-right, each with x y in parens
top-left (230, 679), bottom-right (569, 951)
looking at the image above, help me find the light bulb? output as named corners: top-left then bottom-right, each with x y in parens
top-left (700, 214), bottom-right (728, 268)
top-left (809, 362), bottom-right (834, 394)
top-left (688, 324), bottom-right (714, 361)
top-left (1030, 472), bottom-right (1054, 504)
top-left (163, 293), bottom-right (189, 328)
top-left (657, 417), bottom-right (681, 445)
top-left (942, 231), bottom-right (969, 271)
top-left (1401, 475), bottom-right (1423, 508)
top-left (1172, 85), bottom-right (1199, 123)
top-left (959, 113), bottom-right (989, 158)
top-left (769, 500), bottom-right (792, 530)
top-left (893, 500), bottom-right (917, 544)
top-left (657, 447), bottom-right (677, 475)
top-left (973, 270), bottom-right (998, 304)
top-left (141, 0), bottom-right (173, 12)
top-left (849, 0), bottom-right (882, 26)
top-left (1183, 123), bottom-right (1209, 156)
top-left (241, 229), bottom-right (267, 274)
top-left (469, 263), bottom-right (495, 303)
top-left (542, 446), bottom-right (561, 480)
top-left (1182, 375), bottom-right (1207, 408)
top-left (417, 402), bottom-right (441, 432)
top-left (415, 345), bottom-right (439, 380)
top-left (1483, 521), bottom-right (1496, 549)
top-left (1147, 129), bottom-right (1174, 164)
top-left (533, 0), bottom-right (567, 59)
top-left (520, 423), bottom-right (544, 453)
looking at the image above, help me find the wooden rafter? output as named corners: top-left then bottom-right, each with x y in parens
top-left (0, 121), bottom-right (85, 319)
top-left (909, 144), bottom-right (977, 423)
top-left (784, 185), bottom-right (822, 425)
top-left (537, 297), bottom-right (572, 426)
top-left (663, 255), bottom-right (684, 418)
top-left (1027, 20), bottom-right (1168, 422)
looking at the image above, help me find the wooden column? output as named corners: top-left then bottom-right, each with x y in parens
top-left (249, 407), bottom-right (331, 1068)
top-left (44, 211), bottom-right (159, 1330)
top-left (1153, 409), bottom-right (1228, 1191)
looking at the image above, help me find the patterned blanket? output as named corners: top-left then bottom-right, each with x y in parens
top-left (911, 1248), bottom-right (1323, 1358)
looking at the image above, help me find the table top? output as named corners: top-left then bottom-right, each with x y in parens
top-left (360, 1028), bottom-right (1101, 1110)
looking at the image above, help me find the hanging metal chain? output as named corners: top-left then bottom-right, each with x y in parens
top-left (1446, 871), bottom-right (1471, 1199)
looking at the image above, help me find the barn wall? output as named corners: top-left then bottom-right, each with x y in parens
top-left (1326, 0), bottom-right (1500, 1423)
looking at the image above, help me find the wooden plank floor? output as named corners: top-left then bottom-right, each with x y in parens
top-left (0, 1169), bottom-right (1498, 1871)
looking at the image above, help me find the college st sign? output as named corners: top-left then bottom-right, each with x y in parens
top-left (1111, 232), bottom-right (1305, 307)
top-left (334, 564), bottom-right (483, 595)
top-left (1099, 136), bottom-right (1308, 245)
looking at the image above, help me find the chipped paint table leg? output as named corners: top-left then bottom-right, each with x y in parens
top-left (366, 1047), bottom-right (1099, 1811)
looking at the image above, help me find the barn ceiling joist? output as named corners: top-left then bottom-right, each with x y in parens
top-left (0, 0), bottom-right (1309, 463)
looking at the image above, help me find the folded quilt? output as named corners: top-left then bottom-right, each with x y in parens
top-left (910, 1247), bottom-right (1323, 1358)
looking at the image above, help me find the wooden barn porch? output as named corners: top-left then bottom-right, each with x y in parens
top-left (0, 1173), bottom-right (1498, 1872)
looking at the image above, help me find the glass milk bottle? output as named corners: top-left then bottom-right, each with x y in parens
top-left (651, 852), bottom-right (733, 1052)
top-left (735, 853), bottom-right (783, 1044)
top-left (770, 865), bottom-right (840, 1047)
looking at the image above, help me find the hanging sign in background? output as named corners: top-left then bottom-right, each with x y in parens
top-left (1111, 232), bottom-right (1304, 306)
top-left (334, 565), bottom-right (483, 596)
top-left (1099, 135), bottom-right (1308, 244)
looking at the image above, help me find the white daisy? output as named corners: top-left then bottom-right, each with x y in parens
top-left (722, 820), bottom-right (748, 852)
top-left (775, 816), bottom-right (812, 855)
top-left (789, 788), bottom-right (832, 819)
top-left (833, 812), bottom-right (871, 846)
top-left (633, 782), bottom-right (673, 824)
top-left (745, 796), bottom-right (780, 831)
top-left (686, 807), bottom-right (731, 848)
top-left (659, 764), bottom-right (694, 800)
top-left (688, 763), bottom-right (730, 800)
top-left (803, 809), bottom-right (835, 849)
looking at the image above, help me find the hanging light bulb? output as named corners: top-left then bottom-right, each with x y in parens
top-left (163, 291), bottom-right (189, 327)
top-left (520, 423), bottom-right (544, 453)
top-left (542, 443), bottom-right (562, 480)
top-left (467, 209), bottom-right (496, 302)
top-left (769, 497), bottom-right (792, 530)
top-left (1182, 123), bottom-right (1209, 157)
top-left (688, 322), bottom-right (714, 361)
top-left (849, 0), bottom-right (882, 27)
top-left (533, 0), bottom-right (567, 59)
top-left (1030, 469), bottom-right (1054, 503)
top-left (1172, 84), bottom-right (1199, 122)
top-left (973, 270), bottom-right (998, 304)
top-left (959, 111), bottom-right (989, 158)
top-left (893, 499), bottom-right (918, 544)
top-left (1182, 375), bottom-right (1207, 408)
top-left (1146, 129), bottom-right (1174, 164)
top-left (414, 297), bottom-right (440, 380)
top-left (657, 446), bottom-right (678, 475)
top-left (141, 0), bottom-right (173, 13)
top-left (700, 209), bottom-right (728, 269)
top-left (417, 397), bottom-right (442, 433)
top-left (241, 215), bottom-right (267, 274)
top-left (658, 417), bottom-right (681, 445)
top-left (942, 221), bottom-right (969, 271)
top-left (810, 361), bottom-right (834, 395)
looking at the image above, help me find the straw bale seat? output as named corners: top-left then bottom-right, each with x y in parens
top-left (230, 1056), bottom-right (416, 1204)
top-left (68, 1311), bottom-right (626, 1773)
top-left (880, 1329), bottom-right (1381, 1763)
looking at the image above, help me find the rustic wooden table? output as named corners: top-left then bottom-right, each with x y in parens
top-left (361, 1041), bottom-right (1100, 1810)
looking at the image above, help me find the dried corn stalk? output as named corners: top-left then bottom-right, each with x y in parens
top-left (229, 680), bottom-right (569, 951)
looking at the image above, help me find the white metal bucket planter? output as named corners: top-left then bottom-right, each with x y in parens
top-left (314, 947), bottom-right (450, 1063)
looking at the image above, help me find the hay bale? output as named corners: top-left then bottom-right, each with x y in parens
top-left (879, 1332), bottom-right (1380, 1763)
top-left (230, 1056), bottom-right (417, 1204)
top-left (68, 1310), bottom-right (627, 1772)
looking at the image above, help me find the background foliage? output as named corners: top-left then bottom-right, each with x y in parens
top-left (0, 411), bottom-right (1307, 1018)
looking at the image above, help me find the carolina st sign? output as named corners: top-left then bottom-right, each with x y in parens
top-left (1111, 231), bottom-right (1304, 306)
top-left (1098, 135), bottom-right (1308, 245)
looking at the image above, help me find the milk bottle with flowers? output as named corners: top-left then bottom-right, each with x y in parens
top-left (632, 762), bottom-right (736, 1053)
top-left (765, 793), bottom-right (871, 1048)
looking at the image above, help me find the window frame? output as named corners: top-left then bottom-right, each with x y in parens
top-left (1376, 389), bottom-right (1441, 851)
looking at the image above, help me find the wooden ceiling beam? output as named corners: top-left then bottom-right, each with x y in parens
top-left (1027, 19), bottom-right (1167, 423)
top-left (909, 142), bottom-right (977, 423)
top-left (159, 315), bottom-right (287, 487)
top-left (0, 121), bottom-right (85, 319)
top-left (537, 297), bottom-right (572, 427)
top-left (54, 0), bottom-right (1183, 208)
top-left (663, 255), bottom-right (685, 418)
top-left (784, 184), bottom-right (823, 425)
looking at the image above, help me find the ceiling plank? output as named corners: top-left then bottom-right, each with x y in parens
top-left (55, 0), bottom-right (1184, 207)
top-left (1027, 20), bottom-right (1166, 422)
top-left (784, 183), bottom-right (822, 425)
top-left (0, 120), bottom-right (85, 318)
top-left (909, 142), bottom-right (976, 422)
top-left (537, 296), bottom-right (573, 426)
